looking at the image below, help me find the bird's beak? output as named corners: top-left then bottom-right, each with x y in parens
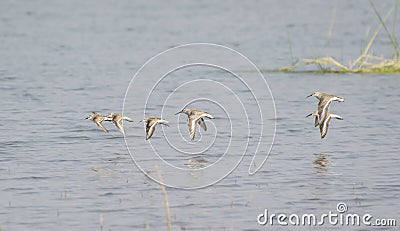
top-left (175, 111), bottom-right (181, 115)
top-left (306, 113), bottom-right (312, 117)
top-left (306, 94), bottom-right (313, 98)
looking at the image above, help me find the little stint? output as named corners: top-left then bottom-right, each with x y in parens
top-left (106, 112), bottom-right (133, 135)
top-left (319, 112), bottom-right (343, 139)
top-left (307, 91), bottom-right (344, 125)
top-left (85, 112), bottom-right (111, 133)
top-left (306, 110), bottom-right (320, 127)
top-left (142, 117), bottom-right (169, 140)
top-left (175, 108), bottom-right (215, 140)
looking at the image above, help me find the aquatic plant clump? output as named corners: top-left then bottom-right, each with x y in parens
top-left (272, 55), bottom-right (400, 74)
top-left (267, 0), bottom-right (400, 74)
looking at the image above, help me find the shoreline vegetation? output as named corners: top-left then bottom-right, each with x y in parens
top-left (262, 0), bottom-right (400, 74)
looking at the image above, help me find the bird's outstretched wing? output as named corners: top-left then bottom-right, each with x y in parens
top-left (96, 121), bottom-right (109, 133)
top-left (114, 120), bottom-right (125, 135)
top-left (198, 118), bottom-right (207, 131)
top-left (319, 117), bottom-right (330, 139)
top-left (124, 116), bottom-right (133, 122)
top-left (188, 116), bottom-right (199, 140)
top-left (146, 120), bottom-right (158, 140)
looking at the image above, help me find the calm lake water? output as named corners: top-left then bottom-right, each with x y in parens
top-left (1, 0), bottom-right (399, 230)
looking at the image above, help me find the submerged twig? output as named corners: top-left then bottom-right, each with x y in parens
top-left (155, 164), bottom-right (172, 231)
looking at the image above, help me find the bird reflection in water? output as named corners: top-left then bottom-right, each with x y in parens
top-left (313, 153), bottom-right (329, 176)
top-left (184, 156), bottom-right (208, 169)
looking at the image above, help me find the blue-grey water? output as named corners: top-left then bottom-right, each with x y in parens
top-left (1, 0), bottom-right (399, 230)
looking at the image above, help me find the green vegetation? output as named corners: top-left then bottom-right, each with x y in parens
top-left (267, 54), bottom-right (400, 73)
top-left (264, 0), bottom-right (400, 74)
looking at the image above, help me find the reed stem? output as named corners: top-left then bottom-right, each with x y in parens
top-left (155, 165), bottom-right (172, 231)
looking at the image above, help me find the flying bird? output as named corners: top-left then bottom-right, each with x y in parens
top-left (307, 110), bottom-right (343, 138)
top-left (306, 110), bottom-right (320, 127)
top-left (142, 117), bottom-right (169, 140)
top-left (307, 91), bottom-right (344, 125)
top-left (319, 112), bottom-right (343, 139)
top-left (85, 112), bottom-right (111, 133)
top-left (106, 112), bottom-right (133, 135)
top-left (175, 108), bottom-right (215, 140)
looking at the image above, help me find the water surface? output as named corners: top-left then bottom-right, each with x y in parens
top-left (0, 0), bottom-right (399, 230)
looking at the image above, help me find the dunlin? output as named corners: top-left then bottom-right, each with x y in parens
top-left (319, 112), bottom-right (343, 139)
top-left (142, 117), bottom-right (169, 140)
top-left (307, 91), bottom-right (344, 125)
top-left (85, 112), bottom-right (111, 133)
top-left (175, 108), bottom-right (215, 140)
top-left (306, 110), bottom-right (320, 127)
top-left (307, 110), bottom-right (343, 138)
top-left (106, 112), bottom-right (133, 135)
